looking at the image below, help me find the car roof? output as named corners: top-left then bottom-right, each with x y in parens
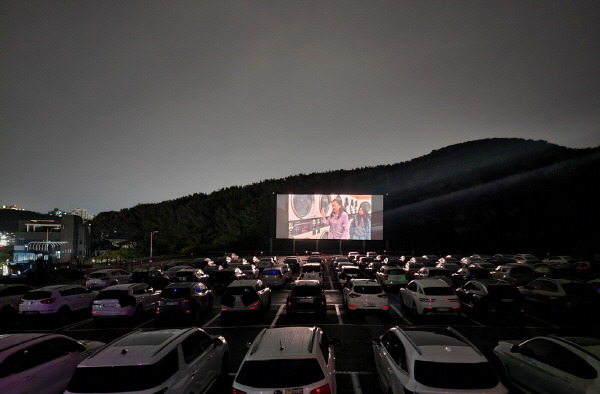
top-left (350, 279), bottom-right (380, 286)
top-left (81, 328), bottom-right (198, 367)
top-left (293, 280), bottom-right (321, 286)
top-left (303, 263), bottom-right (322, 267)
top-left (397, 328), bottom-right (486, 363)
top-left (228, 279), bottom-right (259, 287)
top-left (0, 333), bottom-right (55, 354)
top-left (101, 283), bottom-right (140, 290)
top-left (246, 327), bottom-right (321, 360)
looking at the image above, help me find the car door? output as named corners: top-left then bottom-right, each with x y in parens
top-left (180, 331), bottom-right (220, 393)
top-left (374, 331), bottom-right (409, 393)
top-left (507, 338), bottom-right (564, 393)
top-left (69, 286), bottom-right (94, 311)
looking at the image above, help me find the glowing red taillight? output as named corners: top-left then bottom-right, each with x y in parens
top-left (248, 300), bottom-right (260, 310)
top-left (311, 383), bottom-right (331, 394)
top-left (348, 293), bottom-right (360, 298)
top-left (41, 298), bottom-right (57, 304)
top-left (232, 389), bottom-right (247, 394)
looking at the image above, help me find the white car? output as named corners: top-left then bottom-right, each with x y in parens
top-left (65, 327), bottom-right (229, 394)
top-left (0, 284), bottom-right (33, 318)
top-left (92, 283), bottom-right (159, 319)
top-left (299, 263), bottom-right (323, 284)
top-left (260, 267), bottom-right (287, 288)
top-left (337, 265), bottom-right (362, 287)
top-left (220, 280), bottom-right (271, 319)
top-left (0, 333), bottom-right (104, 394)
top-left (373, 326), bottom-right (507, 394)
top-left (342, 279), bottom-right (389, 315)
top-left (400, 279), bottom-right (461, 316)
top-left (513, 253), bottom-right (541, 265)
top-left (232, 326), bottom-right (339, 394)
top-left (19, 285), bottom-right (98, 322)
top-left (85, 269), bottom-right (131, 291)
top-left (493, 336), bottom-right (600, 394)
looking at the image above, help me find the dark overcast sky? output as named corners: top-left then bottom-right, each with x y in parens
top-left (2, 1), bottom-right (599, 215)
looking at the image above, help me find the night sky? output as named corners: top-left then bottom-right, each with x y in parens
top-left (2, 1), bottom-right (599, 215)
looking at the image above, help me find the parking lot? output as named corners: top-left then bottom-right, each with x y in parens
top-left (2, 255), bottom-right (600, 393)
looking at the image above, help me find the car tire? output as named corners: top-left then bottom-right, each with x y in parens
top-left (134, 305), bottom-right (143, 319)
top-left (55, 306), bottom-right (70, 325)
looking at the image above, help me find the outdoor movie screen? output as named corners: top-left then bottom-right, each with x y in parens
top-left (276, 194), bottom-right (384, 240)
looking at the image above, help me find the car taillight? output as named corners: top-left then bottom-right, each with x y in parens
top-left (248, 300), bottom-right (260, 310)
top-left (232, 389), bottom-right (247, 394)
top-left (378, 294), bottom-right (388, 299)
top-left (41, 298), bottom-right (57, 304)
top-left (384, 275), bottom-right (389, 280)
top-left (311, 383), bottom-right (331, 394)
top-left (349, 293), bottom-right (361, 298)
top-left (419, 298), bottom-right (434, 302)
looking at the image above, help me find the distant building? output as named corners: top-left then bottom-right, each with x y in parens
top-left (1, 204), bottom-right (21, 210)
top-left (71, 208), bottom-right (94, 221)
top-left (12, 215), bottom-right (91, 265)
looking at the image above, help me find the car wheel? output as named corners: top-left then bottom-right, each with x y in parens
top-left (55, 307), bottom-right (70, 325)
top-left (411, 302), bottom-right (419, 317)
top-left (266, 295), bottom-right (272, 310)
top-left (134, 305), bottom-right (143, 319)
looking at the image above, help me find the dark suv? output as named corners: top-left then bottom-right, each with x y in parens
top-left (128, 268), bottom-right (170, 290)
top-left (286, 280), bottom-right (326, 316)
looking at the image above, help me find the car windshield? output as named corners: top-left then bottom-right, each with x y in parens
top-left (387, 269), bottom-right (405, 275)
top-left (66, 349), bottom-right (179, 392)
top-left (423, 287), bottom-right (454, 296)
top-left (22, 291), bottom-right (52, 300)
top-left (89, 272), bottom-right (108, 278)
top-left (353, 285), bottom-right (383, 294)
top-left (263, 270), bottom-right (280, 276)
top-left (291, 286), bottom-right (322, 297)
top-left (235, 358), bottom-right (325, 388)
top-left (224, 287), bottom-right (255, 296)
top-left (414, 360), bottom-right (499, 389)
top-left (303, 266), bottom-right (321, 273)
top-left (161, 287), bottom-right (192, 298)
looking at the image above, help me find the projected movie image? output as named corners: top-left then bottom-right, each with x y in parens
top-left (276, 194), bottom-right (384, 240)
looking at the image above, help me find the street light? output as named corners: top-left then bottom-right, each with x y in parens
top-left (150, 231), bottom-right (159, 258)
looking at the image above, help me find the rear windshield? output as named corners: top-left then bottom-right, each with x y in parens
top-left (387, 270), bottom-right (405, 276)
top-left (67, 350), bottom-right (179, 392)
top-left (562, 283), bottom-right (599, 297)
top-left (263, 270), bottom-right (280, 276)
top-left (224, 287), bottom-right (255, 296)
top-left (302, 266), bottom-right (321, 273)
top-left (22, 291), bottom-right (52, 300)
top-left (510, 267), bottom-right (533, 277)
top-left (235, 359), bottom-right (325, 388)
top-left (291, 286), bottom-right (322, 297)
top-left (161, 287), bottom-right (192, 298)
top-left (353, 285), bottom-right (383, 294)
top-left (95, 290), bottom-right (128, 300)
top-left (89, 272), bottom-right (108, 278)
top-left (487, 286), bottom-right (522, 298)
top-left (423, 287), bottom-right (455, 296)
top-left (175, 271), bottom-right (194, 277)
top-left (428, 270), bottom-right (451, 277)
top-left (414, 360), bottom-right (499, 389)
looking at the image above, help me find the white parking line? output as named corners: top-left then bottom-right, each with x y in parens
top-left (203, 310), bottom-right (221, 328)
top-left (335, 304), bottom-right (343, 325)
top-left (350, 372), bottom-right (363, 394)
top-left (270, 304), bottom-right (285, 328)
top-left (328, 276), bottom-right (334, 289)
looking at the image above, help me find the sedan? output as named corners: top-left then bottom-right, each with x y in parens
top-left (400, 279), bottom-right (460, 316)
top-left (456, 279), bottom-right (526, 318)
top-left (156, 282), bottom-right (214, 322)
top-left (493, 336), bottom-right (600, 394)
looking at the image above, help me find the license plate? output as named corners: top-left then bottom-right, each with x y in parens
top-left (24, 311), bottom-right (38, 315)
top-left (437, 307), bottom-right (449, 312)
top-left (234, 302), bottom-right (244, 308)
top-left (501, 299), bottom-right (514, 303)
top-left (298, 299), bottom-right (313, 303)
top-left (167, 302), bottom-right (179, 306)
top-left (285, 389), bottom-right (303, 394)
top-left (363, 303), bottom-right (375, 307)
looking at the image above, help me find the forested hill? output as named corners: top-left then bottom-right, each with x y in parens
top-left (91, 138), bottom-right (600, 256)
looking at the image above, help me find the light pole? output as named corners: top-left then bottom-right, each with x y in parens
top-left (150, 231), bottom-right (159, 259)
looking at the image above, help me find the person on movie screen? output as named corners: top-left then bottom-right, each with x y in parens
top-left (320, 196), bottom-right (349, 239)
top-left (349, 202), bottom-right (371, 240)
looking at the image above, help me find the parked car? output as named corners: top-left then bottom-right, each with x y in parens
top-left (156, 281), bottom-right (213, 321)
top-left (260, 267), bottom-right (287, 288)
top-left (283, 256), bottom-right (301, 271)
top-left (455, 279), bottom-right (526, 318)
top-left (209, 268), bottom-right (238, 292)
top-left (435, 261), bottom-right (461, 272)
top-left (235, 264), bottom-right (259, 279)
top-left (337, 265), bottom-right (362, 287)
top-left (273, 263), bottom-right (293, 281)
top-left (92, 283), bottom-right (159, 319)
top-left (491, 264), bottom-right (537, 286)
top-left (493, 336), bottom-right (600, 394)
top-left (518, 277), bottom-right (600, 315)
top-left (400, 279), bottom-right (460, 316)
top-left (220, 279), bottom-right (271, 320)
top-left (403, 260), bottom-right (425, 279)
top-left (364, 261), bottom-right (384, 279)
top-left (513, 253), bottom-right (541, 265)
top-left (171, 268), bottom-right (209, 285)
top-left (65, 327), bottom-right (229, 394)
top-left (342, 279), bottom-right (389, 316)
top-left (0, 283), bottom-right (33, 320)
top-left (373, 326), bottom-right (507, 394)
top-left (19, 285), bottom-right (97, 323)
top-left (451, 267), bottom-right (494, 288)
top-left (286, 280), bottom-right (327, 316)
top-left (128, 267), bottom-right (170, 290)
top-left (413, 267), bottom-right (453, 285)
top-left (232, 326), bottom-right (339, 394)
top-left (332, 256), bottom-right (350, 269)
top-left (0, 333), bottom-right (104, 394)
top-left (257, 257), bottom-right (275, 271)
top-left (299, 263), bottom-right (323, 284)
top-left (375, 265), bottom-right (408, 289)
top-left (541, 255), bottom-right (579, 265)
top-left (162, 265), bottom-right (193, 280)
top-left (85, 269), bottom-right (131, 291)
top-left (468, 261), bottom-right (497, 270)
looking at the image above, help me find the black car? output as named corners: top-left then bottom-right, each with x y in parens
top-left (209, 269), bottom-right (238, 292)
top-left (451, 267), bottom-right (494, 288)
top-left (283, 257), bottom-right (301, 272)
top-left (456, 279), bottom-right (526, 318)
top-left (491, 264), bottom-right (537, 287)
top-left (286, 280), bottom-right (326, 316)
top-left (156, 282), bottom-right (214, 322)
top-left (128, 268), bottom-right (170, 290)
top-left (170, 268), bottom-right (209, 286)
